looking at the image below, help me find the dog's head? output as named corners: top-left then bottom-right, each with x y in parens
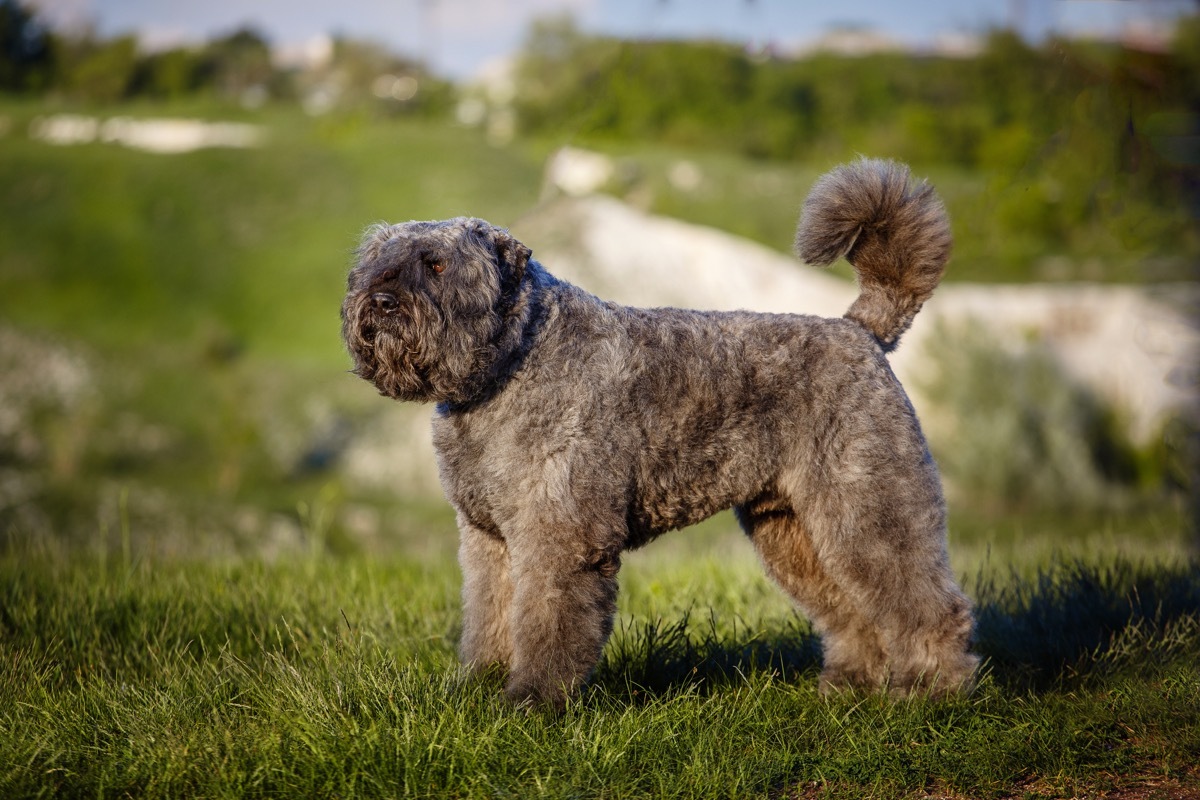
top-left (341, 217), bottom-right (533, 404)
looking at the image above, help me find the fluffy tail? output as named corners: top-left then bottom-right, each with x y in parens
top-left (794, 158), bottom-right (951, 352)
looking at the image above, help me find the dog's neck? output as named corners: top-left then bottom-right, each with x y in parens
top-left (439, 262), bottom-right (558, 412)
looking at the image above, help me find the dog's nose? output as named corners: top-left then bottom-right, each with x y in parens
top-left (371, 292), bottom-right (399, 315)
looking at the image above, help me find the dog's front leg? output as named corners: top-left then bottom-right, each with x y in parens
top-left (503, 527), bottom-right (621, 710)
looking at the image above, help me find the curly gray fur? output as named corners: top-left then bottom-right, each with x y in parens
top-left (342, 159), bottom-right (977, 709)
top-left (795, 158), bottom-right (952, 351)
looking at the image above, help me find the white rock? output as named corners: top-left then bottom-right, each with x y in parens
top-left (543, 147), bottom-right (616, 197)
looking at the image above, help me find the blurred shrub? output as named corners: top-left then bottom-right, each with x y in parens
top-left (919, 323), bottom-right (1173, 513)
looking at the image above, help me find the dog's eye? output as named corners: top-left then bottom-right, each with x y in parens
top-left (430, 262), bottom-right (446, 275)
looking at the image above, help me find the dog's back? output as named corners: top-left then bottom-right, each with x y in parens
top-left (491, 284), bottom-right (918, 546)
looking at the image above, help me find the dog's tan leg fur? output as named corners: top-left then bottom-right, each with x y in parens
top-left (739, 453), bottom-right (977, 697)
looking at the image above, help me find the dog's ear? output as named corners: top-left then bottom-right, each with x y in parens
top-left (492, 228), bottom-right (531, 289)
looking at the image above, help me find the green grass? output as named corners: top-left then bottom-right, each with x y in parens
top-left (1, 546), bottom-right (1197, 799)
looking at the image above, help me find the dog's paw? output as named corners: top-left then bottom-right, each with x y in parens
top-left (504, 677), bottom-right (570, 713)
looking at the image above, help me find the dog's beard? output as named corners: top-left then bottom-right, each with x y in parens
top-left (342, 276), bottom-right (516, 405)
top-left (342, 291), bottom-right (442, 401)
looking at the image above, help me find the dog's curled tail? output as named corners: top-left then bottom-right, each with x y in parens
top-left (794, 158), bottom-right (951, 352)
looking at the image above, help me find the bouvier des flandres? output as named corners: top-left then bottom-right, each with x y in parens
top-left (342, 159), bottom-right (978, 708)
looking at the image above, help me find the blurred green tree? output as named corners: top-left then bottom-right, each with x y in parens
top-left (0, 0), bottom-right (54, 92)
top-left (202, 27), bottom-right (273, 101)
top-left (129, 47), bottom-right (208, 100)
top-left (65, 35), bottom-right (138, 102)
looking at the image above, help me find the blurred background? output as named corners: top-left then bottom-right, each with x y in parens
top-left (0, 0), bottom-right (1196, 569)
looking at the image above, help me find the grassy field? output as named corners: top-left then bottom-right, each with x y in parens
top-left (2, 102), bottom-right (1198, 797)
top-left (2, 505), bottom-right (1197, 798)
top-left (2, 541), bottom-right (1198, 799)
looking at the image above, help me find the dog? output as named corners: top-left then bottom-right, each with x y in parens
top-left (341, 159), bottom-right (978, 709)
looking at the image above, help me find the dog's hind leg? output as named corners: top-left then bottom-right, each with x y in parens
top-left (737, 501), bottom-right (889, 691)
top-left (799, 466), bottom-right (978, 696)
top-left (457, 516), bottom-right (515, 673)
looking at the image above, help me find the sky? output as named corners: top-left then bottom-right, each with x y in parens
top-left (27, 0), bottom-right (1197, 80)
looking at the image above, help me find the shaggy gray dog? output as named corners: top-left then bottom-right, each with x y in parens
top-left (342, 159), bottom-right (978, 709)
